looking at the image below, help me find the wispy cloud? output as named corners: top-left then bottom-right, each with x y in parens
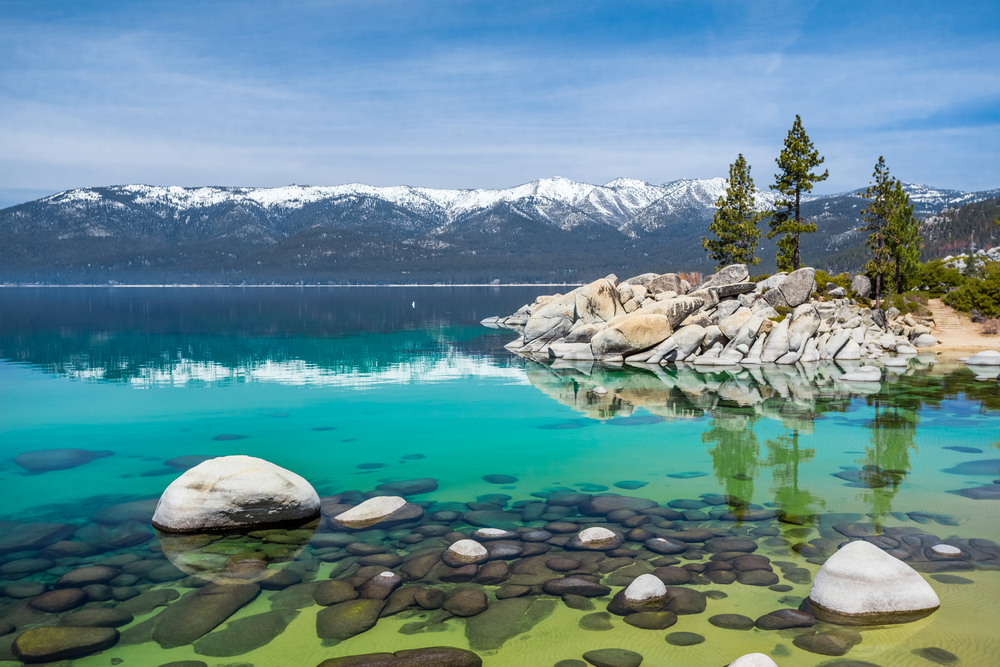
top-left (0, 0), bottom-right (998, 207)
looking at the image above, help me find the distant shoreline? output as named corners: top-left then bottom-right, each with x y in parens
top-left (0, 283), bottom-right (583, 288)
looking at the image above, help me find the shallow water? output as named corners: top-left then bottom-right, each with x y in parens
top-left (0, 287), bottom-right (998, 667)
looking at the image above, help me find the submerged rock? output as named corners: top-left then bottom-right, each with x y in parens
top-left (334, 496), bottom-right (407, 529)
top-left (14, 448), bottom-right (112, 473)
top-left (12, 626), bottom-right (119, 663)
top-left (465, 597), bottom-right (556, 651)
top-left (152, 455), bottom-right (320, 533)
top-left (808, 541), bottom-right (940, 625)
top-left (318, 647), bottom-right (483, 667)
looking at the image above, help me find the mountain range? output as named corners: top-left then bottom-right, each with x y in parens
top-left (2, 178), bottom-right (998, 284)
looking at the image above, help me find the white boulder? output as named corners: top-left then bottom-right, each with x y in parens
top-left (808, 540), bottom-right (940, 625)
top-left (963, 350), bottom-right (1000, 365)
top-left (444, 539), bottom-right (489, 566)
top-left (729, 654), bottom-right (779, 667)
top-left (567, 526), bottom-right (623, 550)
top-left (333, 496), bottom-right (407, 529)
top-left (152, 455), bottom-right (320, 533)
top-left (929, 544), bottom-right (962, 558)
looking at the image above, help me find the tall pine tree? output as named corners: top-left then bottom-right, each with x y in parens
top-left (767, 115), bottom-right (829, 271)
top-left (859, 156), bottom-right (895, 309)
top-left (885, 179), bottom-right (922, 294)
top-left (702, 154), bottom-right (763, 270)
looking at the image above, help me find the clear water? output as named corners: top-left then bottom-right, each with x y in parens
top-left (1, 287), bottom-right (998, 666)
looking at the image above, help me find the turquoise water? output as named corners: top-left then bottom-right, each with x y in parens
top-left (0, 287), bottom-right (999, 666)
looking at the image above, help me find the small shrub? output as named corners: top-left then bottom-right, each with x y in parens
top-left (769, 305), bottom-right (792, 322)
top-left (943, 261), bottom-right (1000, 317)
top-left (971, 308), bottom-right (985, 323)
top-left (814, 269), bottom-right (852, 291)
top-left (984, 318), bottom-right (1000, 335)
top-left (751, 273), bottom-right (771, 282)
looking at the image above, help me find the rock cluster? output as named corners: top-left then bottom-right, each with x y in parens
top-left (486, 264), bottom-right (938, 365)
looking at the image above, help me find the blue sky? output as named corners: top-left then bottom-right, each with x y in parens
top-left (1, 0), bottom-right (998, 208)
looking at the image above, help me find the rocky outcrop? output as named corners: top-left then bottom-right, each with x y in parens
top-left (491, 264), bottom-right (937, 365)
top-left (151, 456), bottom-right (320, 533)
top-left (807, 540), bottom-right (940, 625)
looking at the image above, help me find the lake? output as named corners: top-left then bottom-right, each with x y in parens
top-left (0, 287), bottom-right (998, 667)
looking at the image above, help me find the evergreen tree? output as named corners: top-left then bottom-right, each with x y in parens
top-left (702, 154), bottom-right (763, 270)
top-left (884, 179), bottom-right (922, 294)
top-left (767, 115), bottom-right (829, 271)
top-left (859, 156), bottom-right (895, 308)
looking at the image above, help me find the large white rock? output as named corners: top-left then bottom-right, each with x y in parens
top-left (808, 540), bottom-right (940, 625)
top-left (333, 496), bottom-right (407, 529)
top-left (964, 350), bottom-right (1000, 365)
top-left (624, 574), bottom-right (667, 603)
top-left (729, 654), bottom-right (779, 667)
top-left (152, 455), bottom-right (320, 533)
top-left (444, 539), bottom-right (489, 565)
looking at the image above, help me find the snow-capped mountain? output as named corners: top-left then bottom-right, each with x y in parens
top-left (1, 176), bottom-right (997, 284)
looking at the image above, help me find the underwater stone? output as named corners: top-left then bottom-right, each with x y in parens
top-left (318, 647), bottom-right (483, 667)
top-left (465, 597), bottom-right (556, 651)
top-left (192, 609), bottom-right (298, 657)
top-left (607, 574), bottom-right (666, 615)
top-left (375, 478), bottom-right (438, 495)
top-left (567, 527), bottom-right (624, 551)
top-left (334, 496), bottom-right (407, 529)
top-left (583, 648), bottom-right (644, 667)
top-left (14, 448), bottom-right (112, 473)
top-left (808, 541), bottom-right (940, 625)
top-left (665, 631), bottom-right (704, 646)
top-left (29, 588), bottom-right (88, 613)
top-left (152, 456), bottom-right (320, 533)
top-left (12, 626), bottom-right (119, 663)
top-left (483, 474), bottom-right (518, 484)
top-left (316, 599), bottom-right (385, 640)
top-left (728, 654), bottom-right (779, 667)
top-left (153, 581), bottom-right (260, 647)
top-left (444, 539), bottom-right (489, 566)
top-left (708, 613), bottom-right (755, 630)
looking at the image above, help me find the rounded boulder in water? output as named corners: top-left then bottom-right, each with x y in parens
top-left (151, 455), bottom-right (320, 533)
top-left (808, 540), bottom-right (940, 625)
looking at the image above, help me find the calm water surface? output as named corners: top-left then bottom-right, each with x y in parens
top-left (0, 287), bottom-right (998, 667)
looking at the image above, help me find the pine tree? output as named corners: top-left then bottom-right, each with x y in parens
top-left (859, 156), bottom-right (896, 309)
top-left (767, 115), bottom-right (829, 271)
top-left (885, 179), bottom-right (922, 294)
top-left (702, 154), bottom-right (763, 270)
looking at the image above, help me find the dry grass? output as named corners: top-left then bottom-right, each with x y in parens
top-left (983, 318), bottom-right (1000, 335)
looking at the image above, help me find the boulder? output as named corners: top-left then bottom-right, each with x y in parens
top-left (760, 318), bottom-right (790, 363)
top-left (443, 540), bottom-right (489, 566)
top-left (808, 540), bottom-right (940, 625)
top-left (591, 313), bottom-right (672, 357)
top-left (576, 279), bottom-right (623, 324)
top-left (668, 324), bottom-right (706, 361)
top-left (913, 334), bottom-right (937, 348)
top-left (963, 350), bottom-right (1000, 365)
top-left (334, 497), bottom-right (407, 529)
top-left (566, 527), bottom-right (624, 551)
top-left (607, 574), bottom-right (667, 615)
top-left (151, 456), bottom-right (319, 533)
top-left (852, 274), bottom-right (872, 299)
top-left (153, 582), bottom-right (260, 647)
top-left (0, 522), bottom-right (76, 555)
top-left (12, 627), bottom-right (119, 663)
top-left (777, 267), bottom-right (816, 307)
top-left (465, 597), bottom-right (556, 651)
top-left (318, 647), bottom-right (482, 667)
top-left (524, 295), bottom-right (576, 343)
top-left (648, 273), bottom-right (684, 295)
top-left (640, 296), bottom-right (706, 328)
top-left (719, 308), bottom-right (754, 340)
top-left (787, 304), bottom-right (820, 352)
top-left (316, 599), bottom-right (385, 640)
top-left (728, 654), bottom-right (779, 667)
top-left (582, 648), bottom-right (644, 667)
top-left (694, 265), bottom-right (749, 292)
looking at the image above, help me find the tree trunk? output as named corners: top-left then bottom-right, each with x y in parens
top-left (875, 271), bottom-right (882, 310)
top-left (794, 190), bottom-right (801, 270)
top-left (894, 257), bottom-right (901, 295)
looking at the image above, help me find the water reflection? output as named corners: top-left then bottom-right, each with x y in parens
top-left (0, 287), bottom-right (541, 386)
top-left (523, 356), bottom-right (999, 523)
